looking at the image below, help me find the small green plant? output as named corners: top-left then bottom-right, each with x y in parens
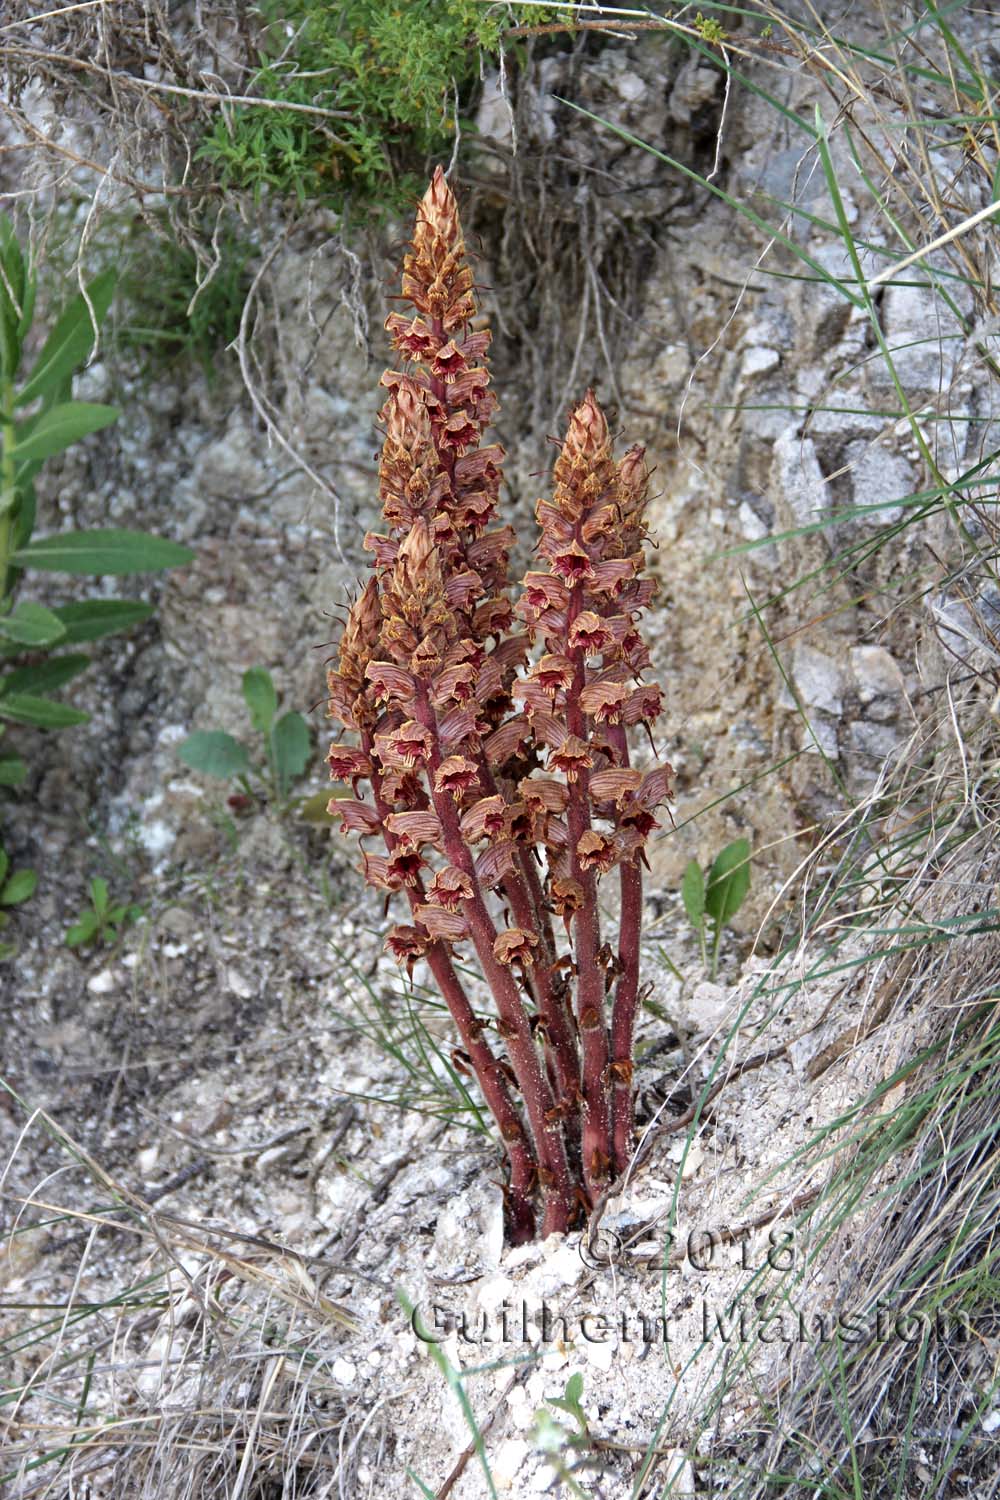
top-left (694, 12), bottom-right (726, 44)
top-left (682, 837), bottom-right (752, 979)
top-left (534, 1374), bottom-right (592, 1499)
top-left (65, 875), bottom-right (143, 949)
top-left (197, 1), bottom-right (557, 212)
top-left (0, 839), bottom-right (37, 959)
top-left (695, 11), bottom-right (728, 44)
top-left (0, 213), bottom-right (193, 941)
top-left (177, 666), bottom-right (312, 806)
top-left (544, 1372), bottom-right (590, 1438)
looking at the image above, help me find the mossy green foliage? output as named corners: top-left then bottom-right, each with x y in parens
top-left (197, 1), bottom-right (558, 211)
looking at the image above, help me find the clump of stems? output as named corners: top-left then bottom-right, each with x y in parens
top-left (326, 168), bottom-right (671, 1240)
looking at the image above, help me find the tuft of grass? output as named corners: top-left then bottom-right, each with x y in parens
top-left (112, 211), bottom-right (254, 378)
top-left (0, 1093), bottom-right (361, 1499)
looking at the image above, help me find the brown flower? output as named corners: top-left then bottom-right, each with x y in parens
top-left (493, 928), bottom-right (538, 967)
top-left (414, 903), bottom-right (468, 942)
top-left (384, 810), bottom-right (444, 850)
top-left (579, 680), bottom-right (629, 725)
top-left (426, 866), bottom-right (474, 910)
top-left (375, 720), bottom-right (433, 769)
top-left (460, 794), bottom-right (507, 843)
top-left (577, 830), bottom-right (619, 875)
top-left (547, 734), bottom-right (593, 783)
top-left (331, 799), bottom-right (382, 837)
top-left (549, 542), bottom-right (596, 586)
top-left (434, 755), bottom-right (480, 800)
top-left (386, 848), bottom-right (425, 887)
top-left (327, 746), bottom-right (372, 788)
top-left (529, 654), bottom-right (575, 696)
top-left (550, 876), bottom-right (585, 934)
top-left (568, 611), bottom-right (614, 656)
top-left (385, 924), bottom-right (430, 971)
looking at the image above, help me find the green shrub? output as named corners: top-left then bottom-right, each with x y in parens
top-left (197, 1), bottom-right (557, 211)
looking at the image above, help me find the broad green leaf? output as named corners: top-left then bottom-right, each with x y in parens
top-left (0, 755), bottom-right (27, 787)
top-left (271, 710), bottom-right (311, 796)
top-left (177, 730), bottom-right (252, 780)
top-left (90, 876), bottom-right (109, 914)
top-left (53, 599), bottom-right (153, 641)
top-left (704, 838), bottom-right (752, 926)
top-left (242, 666), bottom-right (277, 735)
top-left (66, 909), bottom-right (100, 947)
top-left (12, 401), bottom-right (119, 464)
top-left (681, 859), bottom-right (706, 930)
top-left (0, 847), bottom-right (7, 885)
top-left (2, 654), bottom-right (90, 696)
top-left (13, 529), bottom-right (193, 576)
top-left (299, 789), bottom-right (341, 824)
top-left (1, 868), bottom-right (37, 906)
top-left (0, 692), bottom-right (89, 728)
top-left (0, 601), bottom-right (67, 647)
top-left (0, 939), bottom-right (15, 960)
top-left (17, 268), bottom-right (116, 406)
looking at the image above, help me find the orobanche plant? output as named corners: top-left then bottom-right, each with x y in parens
top-left (326, 169), bottom-right (671, 1240)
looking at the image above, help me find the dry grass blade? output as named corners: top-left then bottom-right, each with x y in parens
top-left (0, 1108), bottom-right (373, 1499)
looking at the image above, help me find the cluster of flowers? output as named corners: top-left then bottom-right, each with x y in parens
top-left (326, 168), bottom-right (672, 1240)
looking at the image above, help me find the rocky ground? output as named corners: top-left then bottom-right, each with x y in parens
top-left (2, 4), bottom-right (999, 1496)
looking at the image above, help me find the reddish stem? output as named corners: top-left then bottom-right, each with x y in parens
top-left (606, 726), bottom-right (642, 1176)
top-left (565, 601), bottom-right (611, 1200)
top-left (476, 759), bottom-right (580, 1109)
top-left (363, 727), bottom-right (538, 1240)
top-left (413, 687), bottom-right (576, 1235)
top-left (422, 940), bottom-right (537, 1243)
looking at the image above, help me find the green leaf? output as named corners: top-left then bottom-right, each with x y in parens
top-left (0, 215), bottom-right (30, 381)
top-left (0, 601), bottom-right (67, 647)
top-left (177, 730), bottom-right (252, 780)
top-left (270, 710), bottom-right (311, 796)
top-left (0, 847), bottom-right (7, 885)
top-left (11, 401), bottom-right (120, 464)
top-left (299, 789), bottom-right (340, 824)
top-left (89, 876), bottom-right (109, 915)
top-left (17, 268), bottom-right (116, 406)
top-left (53, 599), bottom-right (153, 641)
top-left (242, 666), bottom-right (278, 735)
top-left (704, 838), bottom-right (752, 927)
top-left (681, 859), bottom-right (706, 930)
top-left (66, 909), bottom-right (100, 947)
top-left (13, 477), bottom-right (36, 552)
top-left (0, 755), bottom-right (27, 787)
top-left (0, 692), bottom-right (89, 728)
top-left (1, 868), bottom-right (37, 906)
top-left (2, 654), bottom-right (90, 696)
top-left (13, 529), bottom-right (193, 576)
